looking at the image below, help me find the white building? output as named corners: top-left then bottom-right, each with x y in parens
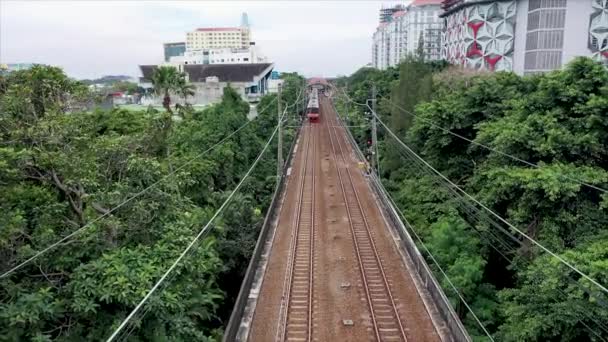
top-left (167, 44), bottom-right (268, 66)
top-left (186, 27), bottom-right (251, 51)
top-left (139, 63), bottom-right (274, 106)
top-left (186, 13), bottom-right (251, 52)
top-left (441, 0), bottom-right (608, 74)
top-left (268, 78), bottom-right (284, 94)
top-left (372, 0), bottom-right (443, 69)
top-left (162, 13), bottom-right (270, 68)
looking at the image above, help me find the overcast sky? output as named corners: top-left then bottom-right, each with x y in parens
top-left (0, 0), bottom-right (406, 80)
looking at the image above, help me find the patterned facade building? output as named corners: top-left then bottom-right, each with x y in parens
top-left (442, 1), bottom-right (516, 71)
top-left (441, 0), bottom-right (608, 74)
top-left (372, 1), bottom-right (443, 70)
top-left (590, 0), bottom-right (608, 62)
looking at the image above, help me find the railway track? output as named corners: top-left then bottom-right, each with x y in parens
top-left (277, 124), bottom-right (317, 342)
top-left (323, 100), bottom-right (408, 342)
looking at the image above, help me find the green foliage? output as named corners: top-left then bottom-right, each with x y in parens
top-left (111, 81), bottom-right (139, 95)
top-left (340, 57), bottom-right (608, 341)
top-left (150, 66), bottom-right (184, 114)
top-left (0, 65), bottom-right (295, 340)
top-left (498, 239), bottom-right (608, 342)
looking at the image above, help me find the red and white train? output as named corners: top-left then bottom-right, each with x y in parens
top-left (306, 88), bottom-right (320, 122)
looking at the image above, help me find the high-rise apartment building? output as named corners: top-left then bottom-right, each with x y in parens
top-left (441, 0), bottom-right (608, 74)
top-left (185, 13), bottom-right (251, 52)
top-left (186, 27), bottom-right (251, 51)
top-left (161, 12), bottom-right (268, 67)
top-left (372, 0), bottom-right (443, 70)
top-left (379, 4), bottom-right (407, 23)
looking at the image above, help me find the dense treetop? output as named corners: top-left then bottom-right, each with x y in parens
top-left (336, 57), bottom-right (608, 341)
top-left (0, 65), bottom-right (305, 341)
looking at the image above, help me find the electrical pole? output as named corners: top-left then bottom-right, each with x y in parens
top-left (371, 85), bottom-right (378, 176)
top-left (345, 81), bottom-right (349, 125)
top-left (277, 83), bottom-right (283, 179)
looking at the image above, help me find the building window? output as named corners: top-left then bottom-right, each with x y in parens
top-left (526, 30), bottom-right (563, 50)
top-left (525, 50), bottom-right (562, 70)
top-left (524, 0), bottom-right (566, 73)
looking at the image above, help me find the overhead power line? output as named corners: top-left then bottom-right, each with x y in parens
top-left (364, 104), bottom-right (608, 296)
top-left (338, 88), bottom-right (608, 194)
top-left (331, 101), bottom-right (493, 340)
top-left (0, 98), bottom-right (278, 279)
top-left (110, 98), bottom-right (297, 342)
top-left (106, 121), bottom-right (280, 342)
top-left (391, 137), bottom-right (608, 330)
top-left (334, 96), bottom-right (608, 338)
top-left (380, 179), bottom-right (495, 341)
top-left (332, 92), bottom-right (608, 337)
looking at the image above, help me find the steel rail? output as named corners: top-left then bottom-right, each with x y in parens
top-left (323, 98), bottom-right (408, 342)
top-left (277, 122), bottom-right (317, 342)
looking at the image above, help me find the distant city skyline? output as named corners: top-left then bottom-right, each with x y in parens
top-left (0, 1), bottom-right (406, 79)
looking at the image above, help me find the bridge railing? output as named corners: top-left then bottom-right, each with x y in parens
top-left (223, 122), bottom-right (302, 342)
top-left (332, 101), bottom-right (472, 342)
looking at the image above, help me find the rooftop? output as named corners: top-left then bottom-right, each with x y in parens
top-left (411, 0), bottom-right (443, 5)
top-left (140, 63), bottom-right (274, 83)
top-left (195, 27), bottom-right (242, 32)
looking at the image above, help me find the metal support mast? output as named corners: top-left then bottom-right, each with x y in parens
top-left (371, 85), bottom-right (378, 175)
top-left (277, 84), bottom-right (283, 179)
top-left (345, 81), bottom-right (349, 125)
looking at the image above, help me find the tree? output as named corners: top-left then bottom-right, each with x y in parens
top-left (151, 66), bottom-right (181, 114)
top-left (337, 57), bottom-right (608, 340)
top-left (177, 75), bottom-right (196, 105)
top-left (0, 65), bottom-right (298, 341)
top-left (498, 239), bottom-right (608, 342)
top-left (111, 81), bottom-right (138, 94)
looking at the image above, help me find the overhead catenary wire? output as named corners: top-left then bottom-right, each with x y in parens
top-left (336, 89), bottom-right (608, 295)
top-left (106, 121), bottom-right (280, 342)
top-left (339, 87), bottom-right (608, 194)
top-left (361, 102), bottom-right (608, 296)
top-left (112, 96), bottom-right (302, 342)
top-left (0, 98), bottom-right (278, 279)
top-left (330, 101), bottom-right (493, 340)
top-left (332, 92), bottom-right (608, 338)
top-left (392, 137), bottom-right (608, 329)
top-left (382, 182), bottom-right (495, 341)
top-left (335, 86), bottom-right (608, 294)
top-left (285, 86), bottom-right (304, 111)
top-left (380, 115), bottom-right (608, 337)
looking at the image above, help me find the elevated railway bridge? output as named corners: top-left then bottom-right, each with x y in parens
top-left (224, 93), bottom-right (470, 342)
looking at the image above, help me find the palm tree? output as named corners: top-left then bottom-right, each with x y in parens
top-left (177, 74), bottom-right (196, 105)
top-left (150, 66), bottom-right (180, 113)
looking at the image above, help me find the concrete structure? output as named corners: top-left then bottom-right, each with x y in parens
top-left (163, 42), bottom-right (186, 62)
top-left (267, 70), bottom-right (283, 93)
top-left (167, 44), bottom-right (268, 66)
top-left (441, 0), bottom-right (608, 74)
top-left (372, 1), bottom-right (443, 69)
top-left (139, 63), bottom-right (274, 106)
top-left (268, 78), bottom-right (284, 93)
